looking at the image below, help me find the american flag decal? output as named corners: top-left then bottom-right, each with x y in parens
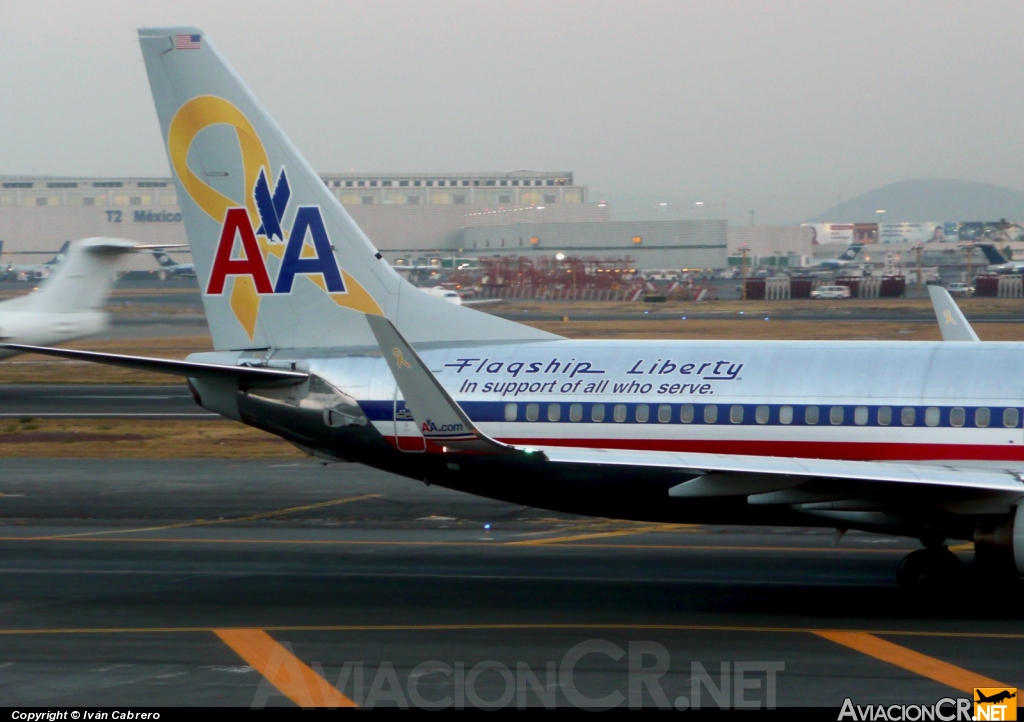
top-left (175, 34), bottom-right (201, 50)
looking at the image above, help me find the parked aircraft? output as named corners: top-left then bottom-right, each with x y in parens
top-left (0, 238), bottom-right (136, 356)
top-left (978, 244), bottom-right (1024, 274)
top-left (4, 240), bottom-right (70, 281)
top-left (13, 29), bottom-right (1024, 589)
top-left (150, 248), bottom-right (196, 278)
top-left (813, 244), bottom-right (865, 271)
top-left (421, 286), bottom-right (503, 307)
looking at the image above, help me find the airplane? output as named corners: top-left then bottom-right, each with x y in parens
top-left (811, 244), bottom-right (865, 271)
top-left (976, 690), bottom-right (1016, 705)
top-left (977, 244), bottom-right (1024, 274)
top-left (4, 240), bottom-right (70, 281)
top-left (150, 247), bottom-right (196, 278)
top-left (0, 238), bottom-right (136, 356)
top-left (11, 28), bottom-right (1024, 591)
top-left (420, 286), bottom-right (503, 307)
top-left (421, 286), bottom-right (465, 305)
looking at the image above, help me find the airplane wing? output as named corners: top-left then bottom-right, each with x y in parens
top-left (0, 344), bottom-right (308, 389)
top-left (365, 314), bottom-right (1024, 522)
top-left (927, 285), bottom-right (979, 342)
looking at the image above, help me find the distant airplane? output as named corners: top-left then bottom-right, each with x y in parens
top-left (420, 286), bottom-right (502, 307)
top-left (150, 248), bottom-right (196, 278)
top-left (813, 244), bottom-right (865, 271)
top-left (0, 238), bottom-right (136, 357)
top-left (4, 240), bottom-right (70, 281)
top-left (977, 244), bottom-right (1024, 274)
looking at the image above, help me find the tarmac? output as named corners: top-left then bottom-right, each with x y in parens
top-left (0, 385), bottom-right (213, 419)
top-left (0, 458), bottom-right (1020, 709)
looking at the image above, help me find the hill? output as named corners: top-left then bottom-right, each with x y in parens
top-left (806, 179), bottom-right (1024, 223)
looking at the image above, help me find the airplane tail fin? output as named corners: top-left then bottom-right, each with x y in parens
top-left (46, 240), bottom-right (70, 267)
top-left (977, 243), bottom-right (1008, 266)
top-left (18, 238), bottom-right (136, 313)
top-left (838, 244), bottom-right (864, 262)
top-left (137, 28), bottom-right (555, 351)
top-left (150, 249), bottom-right (176, 268)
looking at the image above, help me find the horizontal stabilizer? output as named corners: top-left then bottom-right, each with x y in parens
top-left (0, 344), bottom-right (307, 388)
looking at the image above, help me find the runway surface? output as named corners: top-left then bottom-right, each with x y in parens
top-left (0, 458), bottom-right (1020, 708)
top-left (0, 385), bottom-right (212, 419)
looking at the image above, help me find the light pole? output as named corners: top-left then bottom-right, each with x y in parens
top-left (915, 241), bottom-right (923, 298)
top-left (740, 243), bottom-right (750, 300)
top-left (965, 242), bottom-right (975, 288)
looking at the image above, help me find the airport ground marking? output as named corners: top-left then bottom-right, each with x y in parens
top-left (814, 630), bottom-right (1008, 693)
top-left (0, 534), bottom-right (915, 553)
top-left (1, 623), bottom-right (1024, 641)
top-left (506, 523), bottom-right (692, 546)
top-left (214, 628), bottom-right (356, 708)
top-left (29, 493), bottom-right (383, 539)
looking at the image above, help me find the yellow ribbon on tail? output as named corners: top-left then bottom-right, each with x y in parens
top-left (943, 309), bottom-right (956, 325)
top-left (393, 348), bottom-right (412, 369)
top-left (166, 96), bottom-right (382, 342)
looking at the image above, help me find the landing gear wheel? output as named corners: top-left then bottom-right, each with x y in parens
top-left (896, 547), bottom-right (964, 591)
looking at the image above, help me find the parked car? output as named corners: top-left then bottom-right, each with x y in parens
top-left (811, 285), bottom-right (852, 299)
top-left (946, 282), bottom-right (974, 297)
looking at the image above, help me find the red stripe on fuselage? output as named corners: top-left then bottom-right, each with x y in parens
top-left (495, 437), bottom-right (1024, 462)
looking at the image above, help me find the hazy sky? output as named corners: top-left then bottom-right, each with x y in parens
top-left (1, 0), bottom-right (1022, 224)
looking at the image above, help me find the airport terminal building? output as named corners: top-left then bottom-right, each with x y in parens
top-left (0, 172), bottom-right (729, 272)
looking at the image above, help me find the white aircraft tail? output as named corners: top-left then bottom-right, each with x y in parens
top-left (14, 238), bottom-right (136, 313)
top-left (138, 28), bottom-right (555, 351)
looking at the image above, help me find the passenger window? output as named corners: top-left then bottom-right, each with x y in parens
top-left (636, 404), bottom-right (649, 423)
top-left (569, 403), bottom-right (583, 422)
top-left (755, 405), bottom-right (769, 424)
top-left (658, 404), bottom-right (672, 423)
top-left (976, 407), bottom-right (990, 428)
top-left (730, 405), bottom-right (744, 424)
top-left (925, 407), bottom-right (940, 427)
top-left (592, 404), bottom-right (605, 422)
top-left (950, 407), bottom-right (965, 427)
top-left (526, 403), bottom-right (539, 422)
top-left (779, 406), bottom-right (793, 425)
top-left (547, 404), bottom-right (561, 422)
top-left (680, 404), bottom-right (694, 423)
top-left (805, 406), bottom-right (819, 425)
top-left (614, 404), bottom-right (627, 422)
top-left (1004, 408), bottom-right (1020, 428)
top-left (878, 407), bottom-right (892, 426)
top-left (830, 406), bottom-right (844, 425)
top-left (704, 405), bottom-right (718, 423)
top-left (854, 406), bottom-right (868, 426)
top-left (901, 407), bottom-right (915, 426)
top-left (504, 403), bottom-right (517, 422)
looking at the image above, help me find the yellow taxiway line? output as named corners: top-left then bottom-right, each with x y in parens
top-left (815, 630), bottom-right (1008, 692)
top-left (214, 628), bottom-right (356, 708)
top-left (26, 494), bottom-right (383, 539)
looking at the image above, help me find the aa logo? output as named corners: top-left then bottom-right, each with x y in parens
top-left (975, 688), bottom-right (1017, 721)
top-left (166, 94), bottom-right (382, 341)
